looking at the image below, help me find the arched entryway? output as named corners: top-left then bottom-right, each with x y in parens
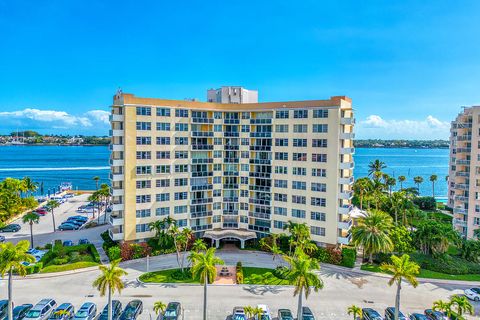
top-left (203, 228), bottom-right (257, 249)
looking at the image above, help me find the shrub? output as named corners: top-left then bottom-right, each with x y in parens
top-left (101, 231), bottom-right (117, 251)
top-left (88, 245), bottom-right (101, 263)
top-left (273, 266), bottom-right (290, 279)
top-left (340, 247), bottom-right (356, 268)
top-left (413, 196), bottom-right (436, 211)
top-left (51, 257), bottom-right (68, 265)
top-left (120, 242), bottom-right (134, 261)
top-left (108, 246), bottom-right (121, 261)
top-left (171, 269), bottom-right (192, 280)
top-left (44, 243), bottom-right (52, 250)
top-left (40, 261), bottom-right (99, 273)
top-left (314, 247), bottom-right (330, 263)
top-left (236, 261), bottom-right (244, 284)
top-left (410, 253), bottom-right (480, 275)
top-left (326, 247), bottom-right (342, 265)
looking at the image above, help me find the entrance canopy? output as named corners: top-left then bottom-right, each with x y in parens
top-left (203, 229), bottom-right (257, 248)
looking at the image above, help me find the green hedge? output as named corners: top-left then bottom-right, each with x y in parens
top-left (39, 261), bottom-right (99, 273)
top-left (410, 253), bottom-right (480, 275)
top-left (340, 247), bottom-right (357, 268)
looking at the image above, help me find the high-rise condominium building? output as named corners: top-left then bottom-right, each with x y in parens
top-left (448, 106), bottom-right (480, 239)
top-left (109, 87), bottom-right (355, 247)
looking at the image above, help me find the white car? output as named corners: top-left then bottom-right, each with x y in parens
top-left (464, 287), bottom-right (480, 301)
top-left (256, 305), bottom-right (271, 320)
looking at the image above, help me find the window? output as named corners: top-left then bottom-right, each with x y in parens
top-left (174, 178), bottom-right (188, 187)
top-left (136, 137), bottom-right (151, 145)
top-left (213, 189), bottom-right (221, 197)
top-left (136, 180), bottom-right (151, 189)
top-left (177, 219), bottom-right (187, 227)
top-left (312, 168), bottom-right (326, 177)
top-left (156, 151), bottom-right (170, 159)
top-left (312, 139), bottom-right (328, 148)
top-left (312, 154), bottom-right (327, 162)
top-left (240, 190), bottom-right (249, 197)
top-left (241, 164), bottom-right (249, 171)
top-left (241, 125), bottom-right (250, 132)
top-left (293, 124), bottom-right (308, 133)
top-left (175, 192), bottom-right (188, 200)
top-left (311, 212), bottom-right (326, 221)
top-left (275, 152), bottom-right (288, 160)
top-left (174, 206), bottom-right (187, 214)
top-left (311, 183), bottom-right (326, 192)
top-left (275, 110), bottom-right (289, 119)
top-left (213, 202), bottom-right (221, 210)
top-left (136, 224), bottom-right (149, 233)
top-left (313, 124), bottom-right (328, 133)
top-left (293, 110), bottom-right (308, 118)
top-left (311, 226), bottom-right (325, 236)
top-left (175, 137), bottom-right (188, 145)
top-left (156, 193), bottom-right (170, 202)
top-left (136, 166), bottom-right (151, 175)
top-left (156, 207), bottom-right (170, 216)
top-left (175, 151), bottom-right (188, 159)
top-left (241, 138), bottom-right (249, 145)
top-left (292, 181), bottom-right (306, 190)
top-left (213, 151), bottom-right (222, 158)
top-left (241, 151), bottom-right (249, 158)
top-left (275, 124), bottom-right (289, 133)
top-left (156, 179), bottom-right (170, 187)
top-left (293, 139), bottom-right (307, 147)
top-left (313, 109), bottom-right (328, 118)
top-left (311, 197), bottom-right (326, 207)
top-left (275, 166), bottom-right (288, 174)
top-left (136, 151), bottom-right (151, 159)
top-left (214, 112), bottom-right (222, 119)
top-left (213, 164), bottom-right (221, 171)
top-left (274, 220), bottom-right (285, 229)
top-left (175, 164), bottom-right (188, 173)
top-left (136, 107), bottom-right (151, 116)
top-left (274, 179), bottom-right (288, 188)
top-left (136, 122), bottom-right (151, 130)
top-left (293, 153), bottom-right (307, 161)
top-left (136, 195), bottom-right (151, 203)
top-left (274, 193), bottom-right (287, 202)
top-left (175, 123), bottom-right (188, 131)
top-left (275, 138), bottom-right (289, 147)
top-left (213, 176), bottom-right (221, 184)
top-left (214, 124), bottom-right (222, 132)
top-left (156, 122), bottom-right (170, 131)
top-left (292, 195), bottom-right (306, 204)
top-left (213, 215), bottom-right (221, 223)
top-left (156, 137), bottom-right (171, 145)
top-left (274, 207), bottom-right (287, 216)
top-left (175, 109), bottom-right (188, 117)
top-left (136, 209), bottom-right (151, 218)
top-left (242, 112), bottom-right (250, 119)
top-left (293, 167), bottom-right (306, 176)
top-left (292, 209), bottom-right (306, 218)
top-left (156, 108), bottom-right (171, 117)
top-left (241, 177), bottom-right (248, 184)
top-left (156, 165), bottom-right (170, 174)
top-left (213, 138), bottom-right (222, 145)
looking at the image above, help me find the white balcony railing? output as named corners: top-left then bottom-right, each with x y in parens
top-left (338, 219), bottom-right (353, 230)
top-left (339, 190), bottom-right (354, 200)
top-left (338, 205), bottom-right (353, 215)
top-left (337, 233), bottom-right (352, 245)
top-left (339, 176), bottom-right (354, 185)
top-left (340, 132), bottom-right (355, 140)
top-left (340, 118), bottom-right (355, 125)
top-left (339, 162), bottom-right (355, 170)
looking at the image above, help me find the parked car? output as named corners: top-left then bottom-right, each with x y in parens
top-left (464, 287), bottom-right (480, 301)
top-left (409, 314), bottom-right (428, 320)
top-left (0, 224), bottom-right (21, 232)
top-left (424, 309), bottom-right (447, 320)
top-left (64, 219), bottom-right (84, 227)
top-left (231, 307), bottom-right (246, 320)
top-left (13, 304), bottom-right (33, 320)
top-left (362, 308), bottom-right (383, 320)
top-left (69, 216), bottom-right (88, 223)
top-left (49, 303), bottom-right (74, 320)
top-left (63, 194), bottom-right (75, 198)
top-left (277, 309), bottom-right (294, 320)
top-left (119, 300), bottom-right (142, 320)
top-left (73, 303), bottom-right (96, 320)
top-left (385, 307), bottom-right (407, 320)
top-left (301, 307), bottom-right (315, 320)
top-left (36, 209), bottom-right (48, 215)
top-left (58, 223), bottom-right (79, 231)
top-left (78, 239), bottom-right (90, 245)
top-left (62, 240), bottom-right (74, 247)
top-left (255, 305), bottom-right (271, 320)
top-left (98, 301), bottom-right (122, 320)
top-left (0, 300), bottom-right (10, 319)
top-left (0, 235), bottom-right (5, 243)
top-left (24, 299), bottom-right (57, 320)
top-left (162, 302), bottom-right (181, 320)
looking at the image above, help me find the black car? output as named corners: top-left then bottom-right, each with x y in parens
top-left (119, 300), bottom-right (142, 320)
top-left (0, 300), bottom-right (9, 319)
top-left (58, 223), bottom-right (79, 231)
top-left (0, 224), bottom-right (21, 232)
top-left (385, 307), bottom-right (407, 320)
top-left (78, 239), bottom-right (90, 245)
top-left (13, 304), bottom-right (33, 320)
top-left (301, 307), bottom-right (315, 320)
top-left (65, 219), bottom-right (84, 227)
top-left (162, 302), bottom-right (181, 320)
top-left (410, 314), bottom-right (428, 320)
top-left (363, 308), bottom-right (383, 320)
top-left (70, 216), bottom-right (88, 222)
top-left (424, 310), bottom-right (446, 320)
top-left (99, 301), bottom-right (122, 320)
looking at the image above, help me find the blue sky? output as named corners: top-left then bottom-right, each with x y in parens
top-left (0, 0), bottom-right (479, 138)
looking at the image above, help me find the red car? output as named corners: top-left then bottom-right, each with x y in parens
top-left (35, 209), bottom-right (48, 215)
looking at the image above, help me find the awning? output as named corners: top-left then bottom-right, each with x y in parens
top-left (203, 228), bottom-right (257, 241)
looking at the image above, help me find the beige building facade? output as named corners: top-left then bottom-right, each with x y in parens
top-left (448, 106), bottom-right (480, 239)
top-left (109, 88), bottom-right (355, 247)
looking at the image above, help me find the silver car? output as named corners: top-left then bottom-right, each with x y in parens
top-left (24, 299), bottom-right (57, 320)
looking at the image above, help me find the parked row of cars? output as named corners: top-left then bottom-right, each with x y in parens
top-left (363, 307), bottom-right (448, 320)
top-left (58, 216), bottom-right (89, 231)
top-left (232, 305), bottom-right (315, 320)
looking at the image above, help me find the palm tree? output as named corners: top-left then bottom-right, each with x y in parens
top-left (22, 212), bottom-right (40, 248)
top-left (432, 300), bottom-right (453, 318)
top-left (429, 174), bottom-right (438, 198)
top-left (368, 159), bottom-right (387, 179)
top-left (398, 176), bottom-right (406, 190)
top-left (263, 234), bottom-right (283, 267)
top-left (22, 177), bottom-right (38, 196)
top-left (413, 176), bottom-right (424, 195)
top-left (153, 301), bottom-right (167, 316)
top-left (93, 176), bottom-right (100, 190)
top-left (352, 209), bottom-right (393, 263)
top-left (369, 180), bottom-right (386, 210)
top-left (390, 191), bottom-right (407, 225)
top-left (353, 178), bottom-right (372, 210)
top-left (46, 199), bottom-right (60, 232)
top-left (347, 305), bottom-right (362, 320)
top-left (284, 249), bottom-right (324, 320)
top-left (192, 239), bottom-right (207, 252)
top-left (380, 254), bottom-right (420, 320)
top-left (92, 259), bottom-right (128, 320)
top-left (189, 248), bottom-right (224, 320)
top-left (0, 240), bottom-right (35, 320)
top-left (450, 295), bottom-right (473, 318)
top-left (244, 306), bottom-right (263, 319)
top-left (386, 177), bottom-right (396, 195)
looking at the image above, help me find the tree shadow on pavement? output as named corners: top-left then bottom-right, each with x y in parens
top-left (319, 267), bottom-right (369, 289)
top-left (242, 285), bottom-right (285, 295)
top-left (124, 279), bottom-right (147, 288)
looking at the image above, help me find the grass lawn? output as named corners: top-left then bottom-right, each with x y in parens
top-left (139, 269), bottom-right (199, 284)
top-left (242, 267), bottom-right (290, 285)
top-left (361, 264), bottom-right (480, 281)
top-left (40, 261), bottom-right (99, 273)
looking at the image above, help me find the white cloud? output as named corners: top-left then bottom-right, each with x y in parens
top-left (85, 110), bottom-right (110, 125)
top-left (357, 115), bottom-right (450, 139)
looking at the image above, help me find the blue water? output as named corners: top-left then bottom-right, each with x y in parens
top-left (0, 146), bottom-right (450, 197)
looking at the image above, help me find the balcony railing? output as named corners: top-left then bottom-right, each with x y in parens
top-left (250, 132), bottom-right (271, 138)
top-left (454, 195), bottom-right (468, 202)
top-left (456, 147), bottom-right (471, 153)
top-left (453, 207), bottom-right (467, 214)
top-left (456, 159), bottom-right (470, 165)
top-left (338, 205), bottom-right (353, 215)
top-left (191, 224), bottom-right (212, 231)
top-left (191, 198), bottom-right (213, 204)
top-left (337, 233), bottom-right (352, 245)
top-left (223, 197), bottom-right (239, 202)
top-left (454, 183), bottom-right (469, 190)
top-left (455, 171), bottom-right (470, 177)
top-left (453, 218), bottom-right (467, 227)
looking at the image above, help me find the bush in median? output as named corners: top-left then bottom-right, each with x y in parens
top-left (236, 261), bottom-right (244, 284)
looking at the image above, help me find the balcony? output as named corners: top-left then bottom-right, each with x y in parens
top-left (111, 203), bottom-right (125, 211)
top-left (456, 159), bottom-right (470, 165)
top-left (339, 162), bottom-right (354, 170)
top-left (454, 195), bottom-right (468, 202)
top-left (339, 176), bottom-right (354, 185)
top-left (340, 132), bottom-right (355, 140)
top-left (223, 171), bottom-right (239, 176)
top-left (338, 219), bottom-right (353, 230)
top-left (338, 205), bottom-right (353, 215)
top-left (224, 119), bottom-right (240, 124)
top-left (191, 224), bottom-right (213, 231)
top-left (453, 207), bottom-right (467, 214)
top-left (223, 184), bottom-right (239, 190)
top-left (192, 118), bottom-right (213, 124)
top-left (108, 228), bottom-right (124, 241)
top-left (110, 159), bottom-right (124, 167)
top-left (191, 198), bottom-right (213, 205)
top-left (454, 183), bottom-right (469, 190)
top-left (223, 210), bottom-right (239, 215)
top-left (110, 173), bottom-right (124, 182)
top-left (224, 132), bottom-right (239, 137)
top-left (111, 188), bottom-right (123, 197)
top-left (456, 135), bottom-right (472, 141)
top-left (109, 215), bottom-right (124, 226)
top-left (224, 158), bottom-right (239, 163)
top-left (340, 118), bottom-right (355, 125)
top-left (191, 185), bottom-right (213, 191)
top-left (191, 211), bottom-right (213, 218)
top-left (110, 144), bottom-right (124, 152)
top-left (249, 159), bottom-right (271, 165)
top-left (453, 219), bottom-right (467, 227)
top-left (250, 146), bottom-right (271, 151)
top-left (191, 171), bottom-right (213, 177)
top-left (250, 119), bottom-right (272, 124)
top-left (339, 190), bottom-right (354, 200)
top-left (249, 198), bottom-right (271, 205)
top-left (110, 129), bottom-right (124, 137)
top-left (191, 145), bottom-right (213, 150)
top-left (224, 145), bottom-right (239, 151)
top-left (111, 114), bottom-right (123, 122)
top-left (456, 147), bottom-right (471, 153)
top-left (250, 132), bottom-right (271, 138)
top-left (455, 171), bottom-right (470, 177)
top-left (340, 147), bottom-right (355, 154)
top-left (191, 131), bottom-right (213, 137)
top-left (223, 197), bottom-right (239, 202)
top-left (192, 158), bottom-right (213, 164)
top-left (337, 233), bottom-right (352, 245)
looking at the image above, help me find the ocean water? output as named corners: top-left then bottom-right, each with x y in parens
top-left (0, 146), bottom-right (450, 196)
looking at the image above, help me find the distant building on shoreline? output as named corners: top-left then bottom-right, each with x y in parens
top-left (109, 86), bottom-right (355, 247)
top-left (448, 106), bottom-right (480, 239)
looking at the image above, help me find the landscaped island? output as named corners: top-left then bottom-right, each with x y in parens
top-left (0, 131), bottom-right (109, 145)
top-left (355, 139), bottom-right (449, 148)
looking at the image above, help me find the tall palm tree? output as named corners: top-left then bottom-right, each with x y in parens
top-left (386, 177), bottom-right (396, 195)
top-left (429, 174), bottom-right (438, 198)
top-left (368, 159), bottom-right (387, 179)
top-left (284, 249), bottom-right (324, 320)
top-left (352, 209), bottom-right (393, 263)
top-left (398, 176), bottom-right (406, 190)
top-left (22, 177), bottom-right (38, 196)
top-left (432, 300), bottom-right (453, 319)
top-left (0, 240), bottom-right (35, 320)
top-left (413, 176), bottom-right (424, 195)
top-left (92, 259), bottom-right (128, 320)
top-left (369, 180), bottom-right (386, 210)
top-left (390, 191), bottom-right (407, 225)
top-left (450, 295), bottom-right (473, 318)
top-left (93, 176), bottom-right (100, 190)
top-left (189, 248), bottom-right (224, 320)
top-left (244, 306), bottom-right (263, 319)
top-left (46, 199), bottom-right (60, 232)
top-left (153, 301), bottom-right (167, 316)
top-left (353, 177), bottom-right (372, 210)
top-left (192, 239), bottom-right (207, 252)
top-left (380, 254), bottom-right (420, 320)
top-left (347, 305), bottom-right (362, 320)
top-left (22, 212), bottom-right (40, 249)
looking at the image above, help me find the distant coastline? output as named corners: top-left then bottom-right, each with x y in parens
top-left (354, 139), bottom-right (449, 149)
